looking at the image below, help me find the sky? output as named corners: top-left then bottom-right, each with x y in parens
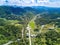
top-left (0, 0), bottom-right (60, 7)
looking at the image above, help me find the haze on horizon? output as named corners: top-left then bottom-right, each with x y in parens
top-left (0, 0), bottom-right (60, 7)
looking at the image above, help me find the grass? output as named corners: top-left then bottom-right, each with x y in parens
top-left (0, 40), bottom-right (9, 45)
top-left (29, 21), bottom-right (36, 30)
top-left (56, 28), bottom-right (60, 32)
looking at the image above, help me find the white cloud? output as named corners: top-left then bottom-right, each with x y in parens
top-left (0, 0), bottom-right (60, 7)
top-left (0, 0), bottom-right (5, 5)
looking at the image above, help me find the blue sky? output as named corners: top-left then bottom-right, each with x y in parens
top-left (0, 0), bottom-right (60, 7)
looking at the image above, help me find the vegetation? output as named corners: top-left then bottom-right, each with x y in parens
top-left (0, 6), bottom-right (60, 45)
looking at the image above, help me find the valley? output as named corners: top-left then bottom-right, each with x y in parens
top-left (0, 6), bottom-right (60, 45)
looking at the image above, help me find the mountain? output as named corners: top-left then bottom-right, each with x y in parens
top-left (0, 6), bottom-right (60, 15)
top-left (32, 6), bottom-right (60, 13)
top-left (0, 6), bottom-right (26, 15)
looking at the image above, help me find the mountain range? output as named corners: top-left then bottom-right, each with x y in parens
top-left (0, 6), bottom-right (60, 15)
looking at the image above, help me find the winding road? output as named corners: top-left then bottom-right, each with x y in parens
top-left (26, 13), bottom-right (45, 45)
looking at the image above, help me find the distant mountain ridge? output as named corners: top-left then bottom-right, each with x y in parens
top-left (0, 6), bottom-right (60, 15)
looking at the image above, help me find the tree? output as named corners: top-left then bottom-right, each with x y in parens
top-left (45, 30), bottom-right (60, 45)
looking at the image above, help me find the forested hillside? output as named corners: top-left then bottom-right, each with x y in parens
top-left (0, 6), bottom-right (60, 45)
